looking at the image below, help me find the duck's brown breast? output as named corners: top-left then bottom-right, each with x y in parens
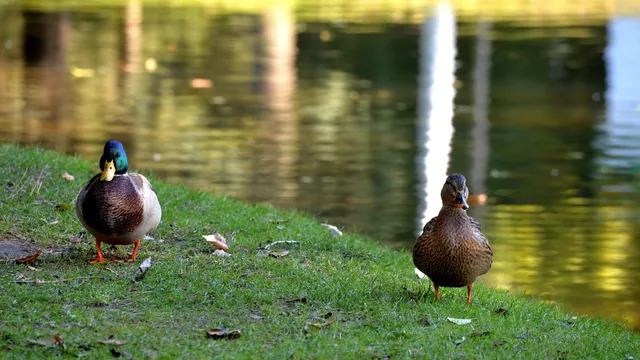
top-left (81, 175), bottom-right (144, 237)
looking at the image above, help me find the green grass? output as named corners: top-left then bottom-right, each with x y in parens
top-left (1, 143), bottom-right (639, 359)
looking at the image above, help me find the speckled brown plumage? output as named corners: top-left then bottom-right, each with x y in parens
top-left (80, 174), bottom-right (145, 240)
top-left (413, 173), bottom-right (492, 304)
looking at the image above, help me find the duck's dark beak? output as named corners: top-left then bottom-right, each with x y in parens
top-left (456, 194), bottom-right (469, 210)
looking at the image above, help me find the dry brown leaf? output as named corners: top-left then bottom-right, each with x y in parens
top-left (16, 249), bottom-right (42, 265)
top-left (30, 333), bottom-right (65, 349)
top-left (62, 172), bottom-right (75, 181)
top-left (97, 339), bottom-right (126, 346)
top-left (203, 234), bottom-right (229, 252)
top-left (205, 328), bottom-right (241, 340)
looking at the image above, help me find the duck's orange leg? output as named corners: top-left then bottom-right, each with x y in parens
top-left (89, 238), bottom-right (109, 264)
top-left (433, 283), bottom-right (441, 301)
top-left (126, 239), bottom-right (141, 262)
top-left (466, 284), bottom-right (473, 305)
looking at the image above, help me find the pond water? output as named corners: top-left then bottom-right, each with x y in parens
top-left (1, 2), bottom-right (639, 331)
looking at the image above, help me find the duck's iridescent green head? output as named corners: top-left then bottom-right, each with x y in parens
top-left (99, 140), bottom-right (129, 181)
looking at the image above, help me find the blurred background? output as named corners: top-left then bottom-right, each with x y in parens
top-left (1, 0), bottom-right (639, 331)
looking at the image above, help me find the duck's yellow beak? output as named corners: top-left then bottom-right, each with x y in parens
top-left (100, 160), bottom-right (116, 181)
top-left (457, 194), bottom-right (469, 210)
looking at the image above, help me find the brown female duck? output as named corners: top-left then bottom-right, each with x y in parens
top-left (413, 173), bottom-right (492, 304)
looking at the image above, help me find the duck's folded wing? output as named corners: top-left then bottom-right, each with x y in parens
top-left (421, 216), bottom-right (437, 234)
top-left (469, 216), bottom-right (493, 255)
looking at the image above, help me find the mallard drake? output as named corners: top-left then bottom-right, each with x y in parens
top-left (413, 173), bottom-right (492, 304)
top-left (76, 140), bottom-right (161, 264)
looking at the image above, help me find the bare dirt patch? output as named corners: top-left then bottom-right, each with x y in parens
top-left (0, 239), bottom-right (40, 259)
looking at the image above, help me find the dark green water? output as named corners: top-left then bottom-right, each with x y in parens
top-left (1, 3), bottom-right (639, 330)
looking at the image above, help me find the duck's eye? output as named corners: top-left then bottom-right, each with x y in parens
top-left (456, 197), bottom-right (463, 204)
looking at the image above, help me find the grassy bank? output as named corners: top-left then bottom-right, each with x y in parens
top-left (1, 143), bottom-right (639, 359)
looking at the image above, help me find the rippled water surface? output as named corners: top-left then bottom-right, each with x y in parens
top-left (1, 2), bottom-right (639, 330)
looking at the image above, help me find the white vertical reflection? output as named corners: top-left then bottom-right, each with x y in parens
top-left (600, 16), bottom-right (640, 168)
top-left (415, 2), bottom-right (457, 235)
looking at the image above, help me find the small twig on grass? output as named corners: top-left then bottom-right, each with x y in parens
top-left (263, 240), bottom-right (299, 250)
top-left (14, 276), bottom-right (100, 284)
top-left (101, 267), bottom-right (117, 275)
top-left (30, 169), bottom-right (45, 196)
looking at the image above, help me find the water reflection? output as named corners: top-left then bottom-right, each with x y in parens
top-left (0, 2), bottom-right (639, 331)
top-left (416, 2), bottom-right (457, 234)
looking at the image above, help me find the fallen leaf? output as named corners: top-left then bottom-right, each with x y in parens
top-left (27, 265), bottom-right (41, 271)
top-left (414, 268), bottom-right (427, 279)
top-left (213, 249), bottom-right (231, 257)
top-left (471, 331), bottom-right (492, 338)
top-left (494, 308), bottom-right (509, 316)
top-left (138, 257), bottom-right (151, 272)
top-left (97, 339), bottom-right (126, 346)
top-left (418, 317), bottom-right (431, 326)
top-left (203, 234), bottom-right (229, 252)
top-left (308, 319), bottom-right (336, 328)
top-left (55, 203), bottom-right (73, 211)
top-left (53, 333), bottom-right (65, 349)
top-left (29, 333), bottom-right (65, 349)
top-left (321, 223), bottom-right (343, 237)
top-left (447, 317), bottom-right (472, 325)
top-left (135, 257), bottom-right (152, 281)
top-left (268, 250), bottom-right (290, 258)
top-left (250, 314), bottom-right (264, 320)
top-left (62, 172), bottom-right (75, 181)
top-left (205, 328), bottom-right (241, 340)
top-left (16, 249), bottom-right (42, 265)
